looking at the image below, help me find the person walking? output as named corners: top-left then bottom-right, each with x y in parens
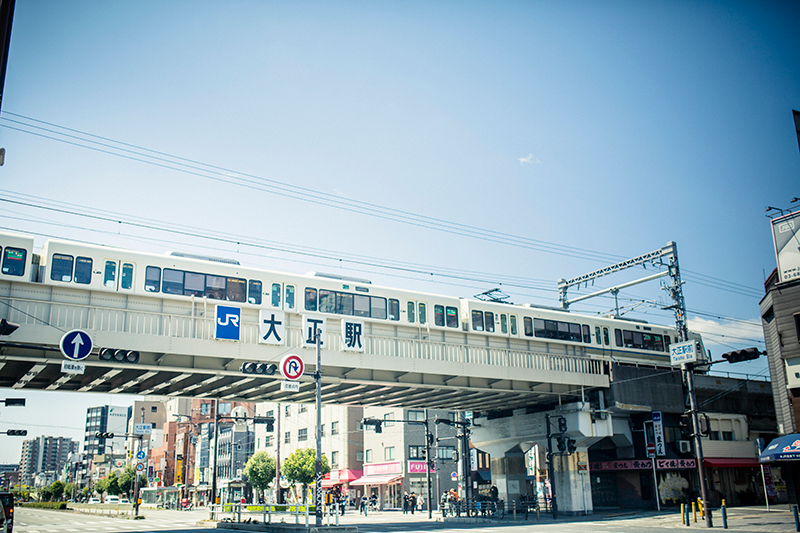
top-left (409, 492), bottom-right (417, 515)
top-left (440, 491), bottom-right (448, 517)
top-left (360, 494), bottom-right (368, 516)
top-left (403, 491), bottom-right (409, 514)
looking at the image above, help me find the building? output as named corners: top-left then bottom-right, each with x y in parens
top-left (83, 405), bottom-right (131, 456)
top-left (19, 436), bottom-right (79, 486)
top-left (254, 402), bottom-right (364, 504)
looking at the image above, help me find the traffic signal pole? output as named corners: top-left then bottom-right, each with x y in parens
top-left (685, 363), bottom-right (713, 528)
top-left (314, 329), bottom-right (323, 527)
top-left (545, 414), bottom-right (557, 519)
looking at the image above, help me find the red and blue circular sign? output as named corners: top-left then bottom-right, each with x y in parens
top-left (280, 354), bottom-right (304, 381)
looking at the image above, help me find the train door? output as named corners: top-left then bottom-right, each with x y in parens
top-left (102, 259), bottom-right (135, 291)
top-left (595, 326), bottom-right (612, 357)
top-left (270, 282), bottom-right (297, 311)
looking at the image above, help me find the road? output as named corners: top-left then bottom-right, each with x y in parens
top-left (12, 505), bottom-right (800, 533)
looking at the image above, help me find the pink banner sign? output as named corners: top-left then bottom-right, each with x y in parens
top-left (591, 459), bottom-right (696, 471)
top-left (408, 461), bottom-right (435, 473)
top-left (364, 462), bottom-right (401, 476)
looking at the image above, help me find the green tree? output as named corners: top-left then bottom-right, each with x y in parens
top-left (282, 448), bottom-right (329, 502)
top-left (50, 480), bottom-right (65, 500)
top-left (64, 483), bottom-right (75, 500)
top-left (93, 476), bottom-right (109, 496)
top-left (243, 451), bottom-right (276, 501)
top-left (105, 471), bottom-right (121, 496)
top-left (39, 486), bottom-right (53, 502)
top-left (118, 466), bottom-right (139, 497)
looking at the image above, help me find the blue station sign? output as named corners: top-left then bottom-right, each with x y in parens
top-left (215, 305), bottom-right (241, 341)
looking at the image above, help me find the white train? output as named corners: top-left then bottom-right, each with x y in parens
top-left (0, 231), bottom-right (704, 364)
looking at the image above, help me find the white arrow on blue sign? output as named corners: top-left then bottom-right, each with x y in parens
top-left (136, 450), bottom-right (146, 461)
top-left (59, 330), bottom-right (93, 361)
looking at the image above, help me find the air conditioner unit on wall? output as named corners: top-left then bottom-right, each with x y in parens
top-left (678, 440), bottom-right (692, 453)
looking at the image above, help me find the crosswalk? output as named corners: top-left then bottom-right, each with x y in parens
top-left (15, 509), bottom-right (205, 533)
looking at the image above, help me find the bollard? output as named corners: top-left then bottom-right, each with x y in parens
top-left (692, 501), bottom-right (697, 523)
top-left (536, 505), bottom-right (540, 521)
top-left (681, 504), bottom-right (685, 525)
top-left (721, 502), bottom-right (727, 529)
top-left (513, 500), bottom-right (517, 521)
top-left (793, 504), bottom-right (799, 532)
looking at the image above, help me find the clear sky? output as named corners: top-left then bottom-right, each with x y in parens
top-left (0, 1), bottom-right (798, 464)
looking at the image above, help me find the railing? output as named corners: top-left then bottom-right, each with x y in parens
top-left (211, 502), bottom-right (321, 525)
top-left (1, 294), bottom-right (605, 377)
top-left (442, 499), bottom-right (541, 521)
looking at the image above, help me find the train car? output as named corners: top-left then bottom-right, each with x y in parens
top-left (2, 230), bottom-right (705, 366)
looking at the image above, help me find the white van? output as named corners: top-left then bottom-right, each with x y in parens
top-left (105, 496), bottom-right (120, 504)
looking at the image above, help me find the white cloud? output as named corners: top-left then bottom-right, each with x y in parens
top-left (517, 153), bottom-right (541, 165)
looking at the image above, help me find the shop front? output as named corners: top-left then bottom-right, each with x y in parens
top-left (320, 469), bottom-right (363, 507)
top-left (590, 458), bottom-right (697, 509)
top-left (350, 462), bottom-right (403, 510)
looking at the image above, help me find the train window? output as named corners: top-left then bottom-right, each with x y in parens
top-left (603, 327), bottom-right (610, 345)
top-left (445, 306), bottom-right (458, 328)
top-left (305, 288), bottom-right (317, 311)
top-left (248, 280), bottom-right (262, 304)
top-left (145, 266), bottom-right (161, 292)
top-left (434, 305), bottom-right (444, 327)
top-left (162, 269), bottom-right (184, 295)
top-left (226, 277), bottom-right (246, 302)
top-left (319, 290), bottom-right (336, 313)
top-left (510, 315), bottom-right (518, 335)
top-left (372, 297), bottom-right (387, 320)
top-left (354, 294), bottom-right (370, 317)
top-left (632, 331), bottom-right (644, 349)
top-left (547, 320), bottom-right (559, 339)
top-left (74, 257), bottom-right (93, 284)
top-left (472, 311), bottom-right (484, 331)
top-left (582, 325), bottom-right (591, 343)
top-left (205, 275), bottom-right (225, 299)
top-left (558, 322), bottom-right (572, 341)
top-left (418, 303), bottom-right (426, 325)
top-left (614, 329), bottom-right (623, 347)
top-left (653, 334), bottom-right (664, 351)
top-left (500, 314), bottom-right (508, 334)
top-left (566, 323), bottom-right (579, 341)
top-left (1, 247), bottom-right (26, 276)
top-left (664, 336), bottom-right (671, 351)
top-left (104, 261), bottom-right (117, 287)
top-left (272, 283), bottom-right (281, 307)
top-left (485, 311), bottom-right (494, 332)
top-left (121, 263), bottom-right (133, 290)
top-left (407, 302), bottom-right (415, 323)
top-left (286, 285), bottom-right (295, 309)
top-left (184, 272), bottom-right (205, 297)
top-left (595, 326), bottom-right (602, 345)
top-left (523, 317), bottom-right (533, 337)
top-left (51, 254), bottom-right (74, 282)
top-left (337, 292), bottom-right (354, 315)
top-left (388, 299), bottom-right (399, 321)
top-left (622, 330), bottom-right (635, 348)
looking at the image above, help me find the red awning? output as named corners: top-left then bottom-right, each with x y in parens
top-left (349, 474), bottom-right (403, 486)
top-left (319, 469), bottom-right (363, 487)
top-left (704, 458), bottom-right (760, 468)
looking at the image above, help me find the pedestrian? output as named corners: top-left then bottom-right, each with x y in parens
top-left (403, 491), bottom-right (409, 514)
top-left (417, 494), bottom-right (424, 512)
top-left (360, 494), bottom-right (368, 516)
top-left (440, 491), bottom-right (448, 517)
top-left (409, 492), bottom-right (417, 514)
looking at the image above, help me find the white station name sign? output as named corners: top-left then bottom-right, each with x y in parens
top-left (670, 340), bottom-right (698, 366)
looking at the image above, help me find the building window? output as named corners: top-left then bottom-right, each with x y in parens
top-left (408, 410), bottom-right (424, 422)
top-left (722, 431), bottom-right (734, 441)
top-left (409, 445), bottom-right (425, 459)
top-left (331, 451), bottom-right (339, 467)
top-left (299, 404), bottom-right (308, 413)
top-left (331, 421), bottom-right (339, 435)
top-left (285, 405), bottom-right (291, 417)
top-left (383, 413), bottom-right (395, 427)
top-left (284, 431), bottom-right (291, 444)
top-left (200, 404), bottom-right (210, 415)
top-left (321, 424), bottom-right (325, 437)
top-left (298, 428), bottom-right (308, 441)
top-left (437, 446), bottom-right (455, 460)
top-left (365, 449), bottom-right (372, 463)
top-left (384, 446), bottom-right (395, 461)
top-left (265, 436), bottom-right (273, 447)
top-left (266, 410), bottom-right (274, 419)
top-left (219, 403), bottom-right (232, 415)
top-left (356, 451), bottom-right (364, 462)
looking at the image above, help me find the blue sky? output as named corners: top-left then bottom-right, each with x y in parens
top-left (0, 1), bottom-right (798, 463)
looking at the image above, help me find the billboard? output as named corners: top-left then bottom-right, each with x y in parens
top-left (772, 211), bottom-right (800, 284)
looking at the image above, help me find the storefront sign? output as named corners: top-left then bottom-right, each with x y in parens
top-left (408, 461), bottom-right (435, 473)
top-left (591, 459), bottom-right (696, 471)
top-left (364, 462), bottom-right (401, 476)
top-left (653, 411), bottom-right (666, 456)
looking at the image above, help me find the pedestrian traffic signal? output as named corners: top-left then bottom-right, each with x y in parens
top-left (362, 418), bottom-right (383, 433)
top-left (566, 438), bottom-right (577, 454)
top-left (679, 414), bottom-right (692, 437)
top-left (5, 429), bottom-right (27, 436)
top-left (240, 362), bottom-right (278, 375)
top-left (452, 451), bottom-right (459, 463)
top-left (99, 348), bottom-right (140, 363)
top-left (556, 435), bottom-right (566, 452)
top-left (95, 432), bottom-right (115, 439)
top-left (558, 417), bottom-right (568, 433)
top-left (721, 348), bottom-right (761, 363)
top-left (252, 416), bottom-right (275, 432)
top-left (698, 414), bottom-right (711, 437)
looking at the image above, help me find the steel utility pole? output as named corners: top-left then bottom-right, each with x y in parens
top-left (424, 409), bottom-right (433, 519)
top-left (545, 414), bottom-right (558, 519)
top-left (314, 328), bottom-right (323, 527)
top-left (685, 363), bottom-right (713, 528)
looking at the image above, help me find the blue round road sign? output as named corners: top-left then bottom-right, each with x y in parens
top-left (60, 329), bottom-right (93, 361)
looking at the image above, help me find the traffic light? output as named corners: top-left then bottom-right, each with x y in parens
top-left (426, 433), bottom-right (434, 446)
top-left (362, 418), bottom-right (383, 433)
top-left (6, 429), bottom-right (27, 436)
top-left (556, 436), bottom-right (566, 452)
top-left (95, 432), bottom-right (115, 439)
top-left (240, 362), bottom-right (278, 375)
top-left (252, 416), bottom-right (275, 432)
top-left (99, 348), bottom-right (140, 363)
top-left (566, 438), bottom-right (577, 454)
top-left (2, 398), bottom-right (25, 406)
top-left (427, 459), bottom-right (435, 471)
top-left (452, 451), bottom-right (459, 463)
top-left (679, 414), bottom-right (692, 437)
top-left (698, 414), bottom-right (711, 437)
top-left (558, 417), bottom-right (568, 433)
top-left (721, 348), bottom-right (761, 363)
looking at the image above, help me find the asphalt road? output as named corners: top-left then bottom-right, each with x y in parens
top-left (12, 504), bottom-right (800, 533)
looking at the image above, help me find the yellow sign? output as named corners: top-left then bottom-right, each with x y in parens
top-left (176, 459), bottom-right (183, 484)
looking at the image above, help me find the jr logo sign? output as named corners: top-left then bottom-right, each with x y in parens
top-left (215, 305), bottom-right (241, 341)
